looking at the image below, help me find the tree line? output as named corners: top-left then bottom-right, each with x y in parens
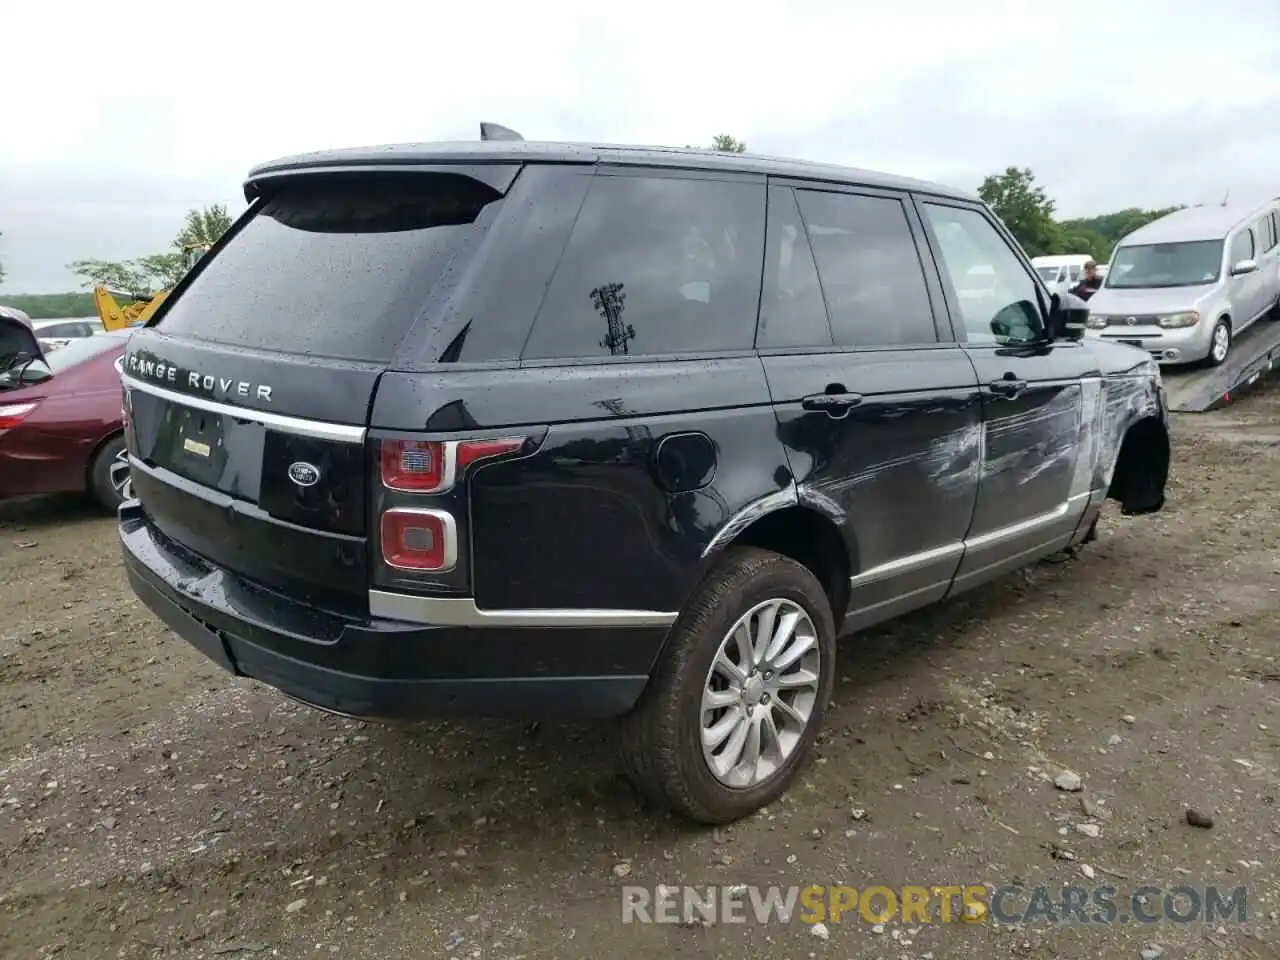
top-left (1, 141), bottom-right (1177, 319)
top-left (978, 166), bottom-right (1179, 261)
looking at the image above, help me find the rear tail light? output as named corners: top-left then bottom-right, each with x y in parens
top-left (456, 437), bottom-right (524, 469)
top-left (377, 435), bottom-right (526, 578)
top-left (381, 440), bottom-right (447, 492)
top-left (380, 437), bottom-right (524, 493)
top-left (0, 402), bottom-right (38, 429)
top-left (381, 508), bottom-right (456, 572)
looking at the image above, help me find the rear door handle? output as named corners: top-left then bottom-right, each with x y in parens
top-left (801, 392), bottom-right (864, 417)
top-left (988, 378), bottom-right (1028, 398)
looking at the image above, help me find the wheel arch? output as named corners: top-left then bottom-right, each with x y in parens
top-left (83, 428), bottom-right (125, 492)
top-left (1107, 415), bottom-right (1169, 515)
top-left (703, 498), bottom-right (853, 634)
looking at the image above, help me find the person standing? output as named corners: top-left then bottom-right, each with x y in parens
top-left (1071, 260), bottom-right (1104, 300)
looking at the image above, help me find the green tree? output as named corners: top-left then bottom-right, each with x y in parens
top-left (1059, 206), bottom-right (1183, 261)
top-left (68, 258), bottom-right (154, 296)
top-left (174, 204), bottom-right (232, 250)
top-left (710, 134), bottom-right (747, 153)
top-left (978, 167), bottom-right (1063, 258)
top-left (66, 204), bottom-right (234, 296)
top-left (0, 292), bottom-right (98, 319)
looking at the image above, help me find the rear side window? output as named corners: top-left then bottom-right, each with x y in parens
top-left (521, 174), bottom-right (765, 360)
top-left (157, 172), bottom-right (508, 363)
top-left (793, 190), bottom-right (937, 347)
top-left (758, 186), bottom-right (832, 349)
top-left (1261, 213), bottom-right (1278, 253)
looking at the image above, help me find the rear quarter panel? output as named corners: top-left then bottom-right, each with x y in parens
top-left (371, 357), bottom-right (788, 612)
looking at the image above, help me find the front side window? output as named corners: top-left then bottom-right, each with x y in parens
top-left (1036, 265), bottom-right (1060, 283)
top-left (1106, 240), bottom-right (1224, 289)
top-left (521, 174), bottom-right (765, 360)
top-left (920, 203), bottom-right (1044, 346)
top-left (793, 190), bottom-right (937, 347)
top-left (1229, 229), bottom-right (1255, 266)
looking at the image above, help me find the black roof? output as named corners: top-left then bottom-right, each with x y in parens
top-left (244, 140), bottom-right (973, 202)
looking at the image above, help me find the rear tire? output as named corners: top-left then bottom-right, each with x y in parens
top-left (619, 547), bottom-right (836, 824)
top-left (1205, 318), bottom-right (1231, 367)
top-left (89, 435), bottom-right (131, 512)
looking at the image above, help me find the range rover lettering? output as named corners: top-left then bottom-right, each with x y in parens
top-left (116, 130), bottom-right (1171, 824)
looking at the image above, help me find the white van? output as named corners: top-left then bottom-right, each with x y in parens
top-left (1030, 254), bottom-right (1094, 295)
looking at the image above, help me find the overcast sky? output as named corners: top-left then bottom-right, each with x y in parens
top-left (2, 0), bottom-right (1278, 293)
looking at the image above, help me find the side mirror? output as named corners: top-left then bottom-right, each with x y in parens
top-left (1230, 259), bottom-right (1258, 276)
top-left (20, 362), bottom-right (53, 385)
top-left (1049, 291), bottom-right (1089, 341)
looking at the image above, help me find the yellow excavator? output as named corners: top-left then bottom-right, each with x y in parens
top-left (93, 242), bottom-right (210, 332)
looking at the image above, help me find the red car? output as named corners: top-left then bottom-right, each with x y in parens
top-left (0, 315), bottom-right (132, 510)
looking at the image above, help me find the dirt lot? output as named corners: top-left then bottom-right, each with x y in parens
top-left (3, 384), bottom-right (1280, 960)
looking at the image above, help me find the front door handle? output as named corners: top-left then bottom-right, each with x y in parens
top-left (801, 391), bottom-right (864, 418)
top-left (988, 377), bottom-right (1028, 398)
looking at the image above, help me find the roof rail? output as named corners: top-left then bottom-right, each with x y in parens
top-left (480, 122), bottom-right (523, 142)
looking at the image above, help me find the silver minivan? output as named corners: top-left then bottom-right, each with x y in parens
top-left (1084, 200), bottom-right (1280, 366)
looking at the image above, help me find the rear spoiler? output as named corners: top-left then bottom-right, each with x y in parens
top-left (242, 123), bottom-right (529, 202)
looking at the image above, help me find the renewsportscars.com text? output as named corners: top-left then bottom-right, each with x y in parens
top-left (621, 883), bottom-right (1248, 927)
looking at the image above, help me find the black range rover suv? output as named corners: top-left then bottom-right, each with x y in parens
top-left (117, 130), bottom-right (1170, 823)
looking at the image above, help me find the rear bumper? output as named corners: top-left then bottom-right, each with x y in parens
top-left (119, 503), bottom-right (665, 719)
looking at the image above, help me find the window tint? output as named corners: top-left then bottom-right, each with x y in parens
top-left (1229, 229), bottom-right (1254, 265)
top-left (1271, 212), bottom-right (1280, 251)
top-left (921, 203), bottom-right (1044, 346)
top-left (522, 175), bottom-right (765, 359)
top-left (794, 191), bottom-right (936, 347)
top-left (758, 186), bottom-right (832, 349)
top-left (1261, 213), bottom-right (1278, 253)
top-left (158, 171), bottom-right (509, 363)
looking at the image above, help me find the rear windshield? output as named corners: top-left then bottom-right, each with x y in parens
top-left (156, 172), bottom-right (507, 363)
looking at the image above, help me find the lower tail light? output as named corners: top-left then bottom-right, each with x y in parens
top-left (0, 402), bottom-right (38, 429)
top-left (381, 508), bottom-right (457, 572)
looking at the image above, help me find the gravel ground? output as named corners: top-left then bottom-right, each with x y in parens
top-left (2, 382), bottom-right (1280, 960)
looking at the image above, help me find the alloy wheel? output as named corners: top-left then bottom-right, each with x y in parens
top-left (700, 598), bottom-right (822, 788)
top-left (1211, 323), bottom-right (1230, 363)
top-left (109, 448), bottom-right (132, 501)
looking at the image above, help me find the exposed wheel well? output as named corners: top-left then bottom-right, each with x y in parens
top-left (1107, 416), bottom-right (1169, 515)
top-left (727, 506), bottom-right (851, 632)
top-left (83, 430), bottom-right (124, 491)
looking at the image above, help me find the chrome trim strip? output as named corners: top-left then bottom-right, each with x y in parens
top-left (380, 508), bottom-right (459, 573)
top-left (701, 486), bottom-right (799, 559)
top-left (964, 492), bottom-right (1090, 551)
top-left (117, 369), bottom-right (366, 444)
top-left (368, 590), bottom-right (678, 628)
top-left (849, 540), bottom-right (964, 587)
